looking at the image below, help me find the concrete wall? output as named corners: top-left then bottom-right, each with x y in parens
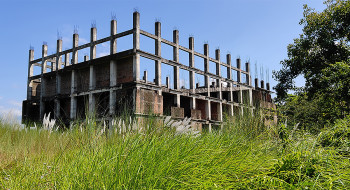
top-left (60, 72), bottom-right (71, 95)
top-left (117, 57), bottom-right (133, 84)
top-left (44, 76), bottom-right (56, 97)
top-left (77, 68), bottom-right (90, 92)
top-left (95, 63), bottom-right (110, 89)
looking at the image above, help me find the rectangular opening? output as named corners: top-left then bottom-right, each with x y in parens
top-left (77, 95), bottom-right (89, 119)
top-left (162, 92), bottom-right (175, 116)
top-left (96, 92), bottom-right (110, 117)
top-left (33, 65), bottom-right (41, 76)
top-left (77, 47), bottom-right (89, 64)
top-left (195, 73), bottom-right (205, 88)
top-left (179, 69), bottom-right (190, 89)
top-left (221, 65), bottom-right (227, 78)
top-left (209, 60), bottom-right (216, 74)
top-left (194, 55), bottom-right (204, 71)
top-left (161, 63), bottom-right (174, 89)
top-left (180, 96), bottom-right (191, 118)
top-left (117, 34), bottom-right (133, 52)
top-left (140, 34), bottom-right (155, 54)
top-left (96, 41), bottom-right (110, 58)
top-left (241, 73), bottom-right (247, 84)
top-left (161, 42), bottom-right (174, 61)
top-left (140, 56), bottom-right (155, 83)
top-left (179, 49), bottom-right (189, 66)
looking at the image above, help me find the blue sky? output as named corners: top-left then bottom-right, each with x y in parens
top-left (0, 0), bottom-right (326, 118)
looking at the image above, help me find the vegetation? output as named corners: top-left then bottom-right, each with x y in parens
top-left (1, 113), bottom-right (349, 189)
top-left (274, 0), bottom-right (350, 129)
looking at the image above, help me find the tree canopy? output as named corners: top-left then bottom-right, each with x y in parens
top-left (274, 0), bottom-right (350, 100)
top-left (274, 0), bottom-right (350, 127)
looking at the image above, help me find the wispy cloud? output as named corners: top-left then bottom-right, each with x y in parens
top-left (9, 100), bottom-right (22, 107)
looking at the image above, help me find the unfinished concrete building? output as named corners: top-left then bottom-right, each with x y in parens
top-left (22, 12), bottom-right (275, 129)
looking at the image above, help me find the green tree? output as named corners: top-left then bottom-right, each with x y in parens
top-left (274, 0), bottom-right (350, 100)
top-left (274, 0), bottom-right (350, 126)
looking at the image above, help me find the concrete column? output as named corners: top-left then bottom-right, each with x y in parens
top-left (227, 54), bottom-right (233, 102)
top-left (215, 49), bottom-right (222, 99)
top-left (143, 70), bottom-right (148, 82)
top-left (206, 100), bottom-right (211, 120)
top-left (133, 11), bottom-right (140, 81)
top-left (173, 30), bottom-right (179, 90)
top-left (237, 58), bottom-right (241, 83)
top-left (72, 34), bottom-right (79, 64)
top-left (55, 39), bottom-right (62, 119)
top-left (266, 83), bottom-right (270, 91)
top-left (70, 33), bottom-right (78, 119)
top-left (42, 44), bottom-right (48, 74)
top-left (255, 78), bottom-right (259, 88)
top-left (40, 44), bottom-right (48, 119)
top-left (166, 77), bottom-right (170, 88)
top-left (204, 44), bottom-right (210, 96)
top-left (27, 49), bottom-right (34, 100)
top-left (64, 53), bottom-right (70, 66)
top-left (70, 70), bottom-right (77, 119)
top-left (155, 22), bottom-right (162, 86)
top-left (246, 61), bottom-right (250, 85)
top-left (218, 102), bottom-right (223, 122)
top-left (84, 55), bottom-right (89, 61)
top-left (90, 27), bottom-right (97, 59)
top-left (190, 97), bottom-right (196, 110)
top-left (111, 19), bottom-right (117, 54)
top-left (189, 37), bottom-right (195, 93)
top-left (110, 19), bottom-right (117, 115)
top-left (174, 94), bottom-right (180, 107)
top-left (261, 80), bottom-right (265, 89)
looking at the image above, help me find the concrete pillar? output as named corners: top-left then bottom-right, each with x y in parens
top-left (56, 39), bottom-right (63, 70)
top-left (166, 77), bottom-right (170, 88)
top-left (255, 78), bottom-right (259, 88)
top-left (173, 30), bottom-right (179, 90)
top-left (143, 70), bottom-right (148, 82)
top-left (218, 102), bottom-right (223, 121)
top-left (206, 100), bottom-right (211, 120)
top-left (64, 53), bottom-right (70, 66)
top-left (42, 44), bottom-right (48, 74)
top-left (190, 97), bottom-right (196, 109)
top-left (266, 83), bottom-right (270, 91)
top-left (246, 62), bottom-right (251, 85)
top-left (215, 49), bottom-right (222, 99)
top-left (189, 37), bottom-right (195, 93)
top-left (261, 80), bottom-right (265, 89)
top-left (155, 22), bottom-right (162, 86)
top-left (204, 44), bottom-right (210, 96)
top-left (111, 19), bottom-right (117, 54)
top-left (110, 19), bottom-right (117, 115)
top-left (70, 33), bottom-right (78, 119)
top-left (133, 11), bottom-right (140, 81)
top-left (90, 27), bottom-right (96, 59)
top-left (27, 49), bottom-right (34, 100)
top-left (84, 55), bottom-right (89, 61)
top-left (55, 39), bottom-right (62, 119)
top-left (40, 44), bottom-right (48, 120)
top-left (237, 58), bottom-right (241, 83)
top-left (70, 70), bottom-right (77, 119)
top-left (174, 94), bottom-right (180, 107)
top-left (72, 33), bottom-right (79, 64)
top-left (227, 54), bottom-right (233, 102)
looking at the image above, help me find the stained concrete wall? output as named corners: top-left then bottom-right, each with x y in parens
top-left (60, 72), bottom-right (71, 95)
top-left (44, 76), bottom-right (56, 97)
top-left (77, 68), bottom-right (90, 92)
top-left (117, 57), bottom-right (133, 84)
top-left (95, 63), bottom-right (110, 89)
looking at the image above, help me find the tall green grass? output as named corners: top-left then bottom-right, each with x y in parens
top-left (0, 113), bottom-right (349, 189)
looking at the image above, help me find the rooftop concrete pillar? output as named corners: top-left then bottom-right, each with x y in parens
top-left (133, 11), bottom-right (140, 81)
top-left (40, 44), bottom-right (48, 120)
top-left (110, 19), bottom-right (117, 54)
top-left (215, 49), bottom-right (222, 99)
top-left (237, 58), bottom-right (241, 83)
top-left (42, 44), bottom-right (48, 74)
top-left (255, 78), bottom-right (259, 88)
top-left (227, 54), bottom-right (233, 102)
top-left (266, 83), bottom-right (270, 91)
top-left (64, 53), bottom-right (70, 66)
top-left (204, 44), bottom-right (210, 96)
top-left (246, 61), bottom-right (251, 85)
top-left (166, 76), bottom-right (170, 88)
top-left (143, 70), bottom-right (148, 82)
top-left (261, 80), bottom-right (265, 89)
top-left (189, 37), bottom-right (195, 93)
top-left (72, 33), bottom-right (79, 64)
top-left (27, 49), bottom-right (34, 100)
top-left (84, 55), bottom-right (89, 61)
top-left (190, 97), bottom-right (196, 110)
top-left (155, 22), bottom-right (161, 86)
top-left (56, 39), bottom-right (62, 70)
top-left (90, 27), bottom-right (97, 59)
top-left (55, 39), bottom-right (62, 119)
top-left (173, 30), bottom-right (180, 90)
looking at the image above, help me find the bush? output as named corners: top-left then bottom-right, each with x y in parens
top-left (318, 115), bottom-right (350, 148)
